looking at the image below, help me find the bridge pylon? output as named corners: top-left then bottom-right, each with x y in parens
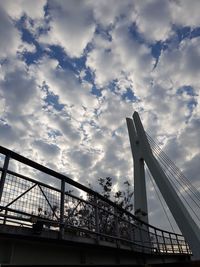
top-left (126, 111), bottom-right (200, 260)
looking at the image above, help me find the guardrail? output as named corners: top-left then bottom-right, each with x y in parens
top-left (0, 146), bottom-right (191, 255)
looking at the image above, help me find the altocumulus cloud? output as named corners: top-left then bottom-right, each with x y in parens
top-left (0, 0), bottom-right (200, 231)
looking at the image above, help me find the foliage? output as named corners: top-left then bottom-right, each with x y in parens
top-left (98, 177), bottom-right (134, 212)
top-left (33, 177), bottom-right (134, 239)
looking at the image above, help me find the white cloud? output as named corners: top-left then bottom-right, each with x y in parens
top-left (154, 37), bottom-right (200, 89)
top-left (0, 59), bottom-right (45, 156)
top-left (1, 0), bottom-right (46, 19)
top-left (134, 0), bottom-right (200, 43)
top-left (171, 0), bottom-right (200, 28)
top-left (33, 139), bottom-right (60, 159)
top-left (138, 36), bottom-right (200, 143)
top-left (96, 91), bottom-right (134, 131)
top-left (183, 153), bottom-right (200, 189)
top-left (86, 39), bottom-right (121, 87)
top-left (112, 22), bottom-right (154, 79)
top-left (86, 21), bottom-right (154, 91)
top-left (0, 123), bottom-right (18, 147)
top-left (0, 60), bottom-right (41, 115)
top-left (91, 0), bottom-right (135, 28)
top-left (18, 42), bottom-right (36, 54)
top-left (134, 0), bottom-right (172, 42)
top-left (39, 0), bottom-right (95, 57)
top-left (179, 117), bottom-right (200, 160)
top-left (0, 4), bottom-right (21, 58)
top-left (33, 56), bottom-right (99, 119)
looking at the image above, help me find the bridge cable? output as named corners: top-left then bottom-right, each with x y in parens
top-left (148, 145), bottom-right (200, 223)
top-left (146, 133), bottom-right (200, 202)
top-left (148, 137), bottom-right (200, 203)
top-left (146, 133), bottom-right (200, 201)
top-left (147, 135), bottom-right (200, 208)
top-left (147, 134), bottom-right (200, 197)
top-left (147, 138), bottom-right (200, 213)
top-left (146, 134), bottom-right (200, 223)
top-left (146, 166), bottom-right (176, 233)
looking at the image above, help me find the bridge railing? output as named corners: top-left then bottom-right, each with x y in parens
top-left (0, 146), bottom-right (191, 255)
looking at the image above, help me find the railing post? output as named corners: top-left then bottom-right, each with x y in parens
top-left (169, 233), bottom-right (175, 254)
top-left (114, 208), bottom-right (120, 247)
top-left (94, 194), bottom-right (100, 243)
top-left (129, 216), bottom-right (134, 243)
top-left (0, 155), bottom-right (10, 203)
top-left (162, 231), bottom-right (167, 253)
top-left (176, 234), bottom-right (183, 254)
top-left (3, 209), bottom-right (8, 225)
top-left (139, 226), bottom-right (144, 253)
top-left (154, 229), bottom-right (160, 253)
top-left (59, 178), bottom-right (65, 239)
top-left (186, 242), bottom-right (190, 254)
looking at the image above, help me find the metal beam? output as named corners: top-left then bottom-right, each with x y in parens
top-left (133, 111), bottom-right (200, 260)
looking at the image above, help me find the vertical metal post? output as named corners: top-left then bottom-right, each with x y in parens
top-left (0, 155), bottom-right (10, 203)
top-left (128, 216), bottom-right (134, 242)
top-left (3, 210), bottom-right (8, 225)
top-left (94, 194), bottom-right (100, 243)
top-left (162, 231), bottom-right (167, 253)
top-left (176, 234), bottom-right (183, 254)
top-left (169, 233), bottom-right (174, 254)
top-left (139, 226), bottom-right (144, 253)
top-left (186, 242), bottom-right (190, 254)
top-left (59, 178), bottom-right (65, 239)
top-left (114, 208), bottom-right (120, 247)
top-left (154, 229), bottom-right (160, 253)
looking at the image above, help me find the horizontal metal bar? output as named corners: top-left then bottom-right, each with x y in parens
top-left (0, 146), bottom-right (97, 195)
top-left (63, 224), bottom-right (188, 255)
top-left (0, 206), bottom-right (59, 224)
top-left (0, 213), bottom-right (32, 224)
top-left (5, 169), bottom-right (61, 193)
top-left (2, 184), bottom-right (37, 211)
top-left (0, 209), bottom-right (190, 255)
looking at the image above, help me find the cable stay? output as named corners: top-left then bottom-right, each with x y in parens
top-left (146, 134), bottom-right (200, 221)
top-left (147, 136), bottom-right (200, 205)
top-left (146, 133), bottom-right (200, 202)
top-left (146, 132), bottom-right (200, 201)
top-left (146, 132), bottom-right (200, 224)
top-left (147, 134), bottom-right (200, 207)
top-left (145, 166), bottom-right (176, 233)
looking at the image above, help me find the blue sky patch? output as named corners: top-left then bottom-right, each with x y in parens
top-left (176, 86), bottom-right (196, 96)
top-left (44, 93), bottom-right (64, 111)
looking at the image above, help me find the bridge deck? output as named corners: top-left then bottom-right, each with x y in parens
top-left (0, 224), bottom-right (191, 266)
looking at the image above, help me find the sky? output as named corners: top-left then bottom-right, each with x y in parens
top-left (0, 0), bottom-right (200, 232)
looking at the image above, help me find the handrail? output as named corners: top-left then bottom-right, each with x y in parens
top-left (0, 145), bottom-right (191, 255)
top-left (0, 146), bottom-right (185, 236)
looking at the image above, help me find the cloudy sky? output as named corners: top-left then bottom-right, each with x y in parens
top-left (0, 0), bottom-right (200, 232)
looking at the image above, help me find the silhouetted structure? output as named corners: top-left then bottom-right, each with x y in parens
top-left (1, 112), bottom-right (199, 265)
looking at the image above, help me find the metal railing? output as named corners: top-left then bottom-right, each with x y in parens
top-left (0, 146), bottom-right (191, 255)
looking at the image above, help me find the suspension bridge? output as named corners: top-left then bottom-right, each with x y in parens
top-left (0, 112), bottom-right (199, 266)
